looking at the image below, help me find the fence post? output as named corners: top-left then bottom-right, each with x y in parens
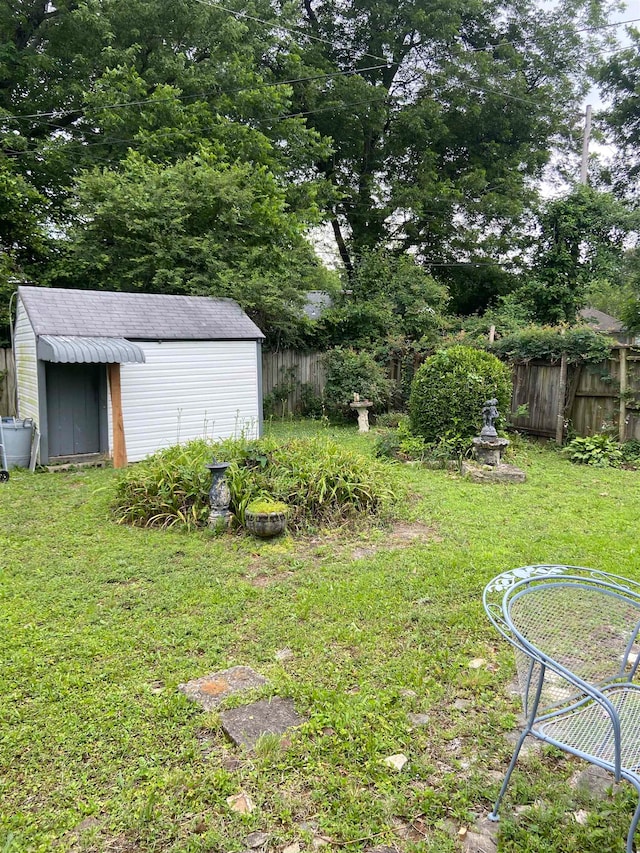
top-left (555, 352), bottom-right (568, 444)
top-left (619, 346), bottom-right (628, 443)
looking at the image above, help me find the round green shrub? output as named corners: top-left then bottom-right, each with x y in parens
top-left (409, 345), bottom-right (512, 446)
top-left (323, 347), bottom-right (391, 419)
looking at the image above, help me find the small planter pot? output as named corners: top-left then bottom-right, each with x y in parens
top-left (244, 502), bottom-right (288, 538)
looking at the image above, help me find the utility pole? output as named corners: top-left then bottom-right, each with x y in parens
top-left (580, 104), bottom-right (592, 186)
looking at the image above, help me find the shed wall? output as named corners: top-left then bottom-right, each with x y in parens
top-left (111, 340), bottom-right (260, 461)
top-left (14, 298), bottom-right (39, 424)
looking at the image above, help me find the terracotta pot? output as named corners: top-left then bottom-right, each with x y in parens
top-left (244, 508), bottom-right (287, 538)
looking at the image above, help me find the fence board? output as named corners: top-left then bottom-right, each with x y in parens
top-left (0, 348), bottom-right (16, 417)
top-left (510, 361), bottom-right (562, 437)
top-left (262, 350), bottom-right (326, 415)
top-left (510, 347), bottom-right (640, 442)
top-left (6, 341), bottom-right (640, 440)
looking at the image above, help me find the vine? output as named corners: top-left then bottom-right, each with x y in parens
top-left (490, 325), bottom-right (612, 364)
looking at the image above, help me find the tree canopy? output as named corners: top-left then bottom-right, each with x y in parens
top-left (0, 0), bottom-right (333, 343)
top-left (288, 0), bottom-right (612, 273)
top-left (0, 0), bottom-right (634, 346)
top-left (597, 30), bottom-right (640, 199)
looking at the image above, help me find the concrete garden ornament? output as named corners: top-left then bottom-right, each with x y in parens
top-left (473, 398), bottom-right (509, 466)
top-left (349, 393), bottom-right (373, 433)
top-left (244, 499), bottom-right (288, 538)
top-left (462, 400), bottom-right (526, 483)
top-left (206, 458), bottom-right (231, 529)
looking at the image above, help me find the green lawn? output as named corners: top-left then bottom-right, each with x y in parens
top-left (1, 421), bottom-right (639, 852)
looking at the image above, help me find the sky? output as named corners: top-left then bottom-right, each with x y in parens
top-left (585, 1), bottom-right (640, 110)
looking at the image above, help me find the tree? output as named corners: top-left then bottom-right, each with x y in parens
top-left (519, 186), bottom-right (637, 324)
top-left (317, 249), bottom-right (448, 348)
top-left (596, 31), bottom-right (640, 199)
top-left (0, 1), bottom-right (333, 341)
top-left (289, 0), bottom-right (611, 275)
top-left (46, 145), bottom-right (330, 345)
top-left (0, 160), bottom-right (51, 342)
top-left (0, 1), bottom-right (328, 198)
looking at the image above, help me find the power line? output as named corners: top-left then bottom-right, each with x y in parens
top-left (3, 69), bottom-right (564, 160)
top-left (0, 64), bottom-right (389, 124)
top-left (3, 1), bottom-right (635, 129)
top-left (0, 94), bottom-right (392, 157)
top-left (576, 16), bottom-right (640, 33)
top-left (191, 0), bottom-right (390, 63)
top-left (459, 15), bottom-right (640, 56)
top-left (1, 3), bottom-right (632, 139)
top-left (195, 0), bottom-right (640, 59)
top-left (424, 261), bottom-right (504, 267)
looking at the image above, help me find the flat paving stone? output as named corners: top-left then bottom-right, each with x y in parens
top-left (462, 817), bottom-right (498, 853)
top-left (178, 666), bottom-right (269, 711)
top-left (504, 729), bottom-right (543, 758)
top-left (462, 461), bottom-right (526, 484)
top-left (408, 712), bottom-right (430, 727)
top-left (570, 764), bottom-right (620, 797)
top-left (221, 697), bottom-right (305, 749)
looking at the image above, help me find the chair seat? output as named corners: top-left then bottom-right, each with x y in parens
top-left (536, 685), bottom-right (640, 771)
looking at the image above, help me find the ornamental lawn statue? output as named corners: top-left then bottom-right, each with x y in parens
top-left (462, 400), bottom-right (526, 483)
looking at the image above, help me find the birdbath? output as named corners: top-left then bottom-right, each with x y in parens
top-left (205, 458), bottom-right (231, 530)
top-left (349, 393), bottom-right (373, 433)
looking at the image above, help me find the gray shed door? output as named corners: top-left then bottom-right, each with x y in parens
top-left (46, 363), bottom-right (101, 457)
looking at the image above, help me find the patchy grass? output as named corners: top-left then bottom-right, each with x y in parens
top-left (1, 421), bottom-right (640, 852)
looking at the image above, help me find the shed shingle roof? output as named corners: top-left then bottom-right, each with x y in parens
top-left (19, 286), bottom-right (265, 340)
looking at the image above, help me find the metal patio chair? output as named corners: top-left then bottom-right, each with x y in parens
top-left (483, 564), bottom-right (640, 853)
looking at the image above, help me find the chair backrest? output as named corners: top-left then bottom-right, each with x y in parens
top-left (484, 565), bottom-right (640, 715)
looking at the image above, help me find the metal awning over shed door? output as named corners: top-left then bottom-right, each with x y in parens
top-left (38, 335), bottom-right (146, 364)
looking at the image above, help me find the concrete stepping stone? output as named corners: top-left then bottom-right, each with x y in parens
top-left (179, 665), bottom-right (269, 711)
top-left (244, 831), bottom-right (270, 848)
top-left (221, 697), bottom-right (305, 749)
top-left (570, 764), bottom-right (620, 797)
top-left (461, 817), bottom-right (499, 852)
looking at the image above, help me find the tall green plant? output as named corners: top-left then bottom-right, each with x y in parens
top-left (113, 436), bottom-right (397, 532)
top-left (323, 348), bottom-right (391, 419)
top-left (490, 325), bottom-right (612, 364)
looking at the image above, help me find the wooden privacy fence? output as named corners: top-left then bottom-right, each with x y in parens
top-left (3, 344), bottom-right (638, 441)
top-left (269, 346), bottom-right (640, 443)
top-left (0, 348), bottom-right (16, 417)
top-left (262, 349), bottom-right (326, 415)
top-left (510, 346), bottom-right (640, 442)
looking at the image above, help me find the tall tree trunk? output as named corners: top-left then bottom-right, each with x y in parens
top-left (331, 218), bottom-right (353, 277)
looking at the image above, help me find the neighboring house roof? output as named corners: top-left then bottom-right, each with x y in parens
top-left (579, 307), bottom-right (625, 334)
top-left (18, 286), bottom-right (265, 340)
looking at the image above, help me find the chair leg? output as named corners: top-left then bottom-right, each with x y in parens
top-left (627, 782), bottom-right (640, 853)
top-left (488, 728), bottom-right (531, 822)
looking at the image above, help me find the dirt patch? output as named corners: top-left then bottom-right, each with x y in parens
top-left (102, 836), bottom-right (140, 853)
top-left (389, 520), bottom-right (437, 543)
top-left (351, 521), bottom-right (439, 559)
top-left (246, 569), bottom-right (296, 587)
top-left (244, 521), bottom-right (439, 573)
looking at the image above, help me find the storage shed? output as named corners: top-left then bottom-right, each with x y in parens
top-left (14, 286), bottom-right (265, 466)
